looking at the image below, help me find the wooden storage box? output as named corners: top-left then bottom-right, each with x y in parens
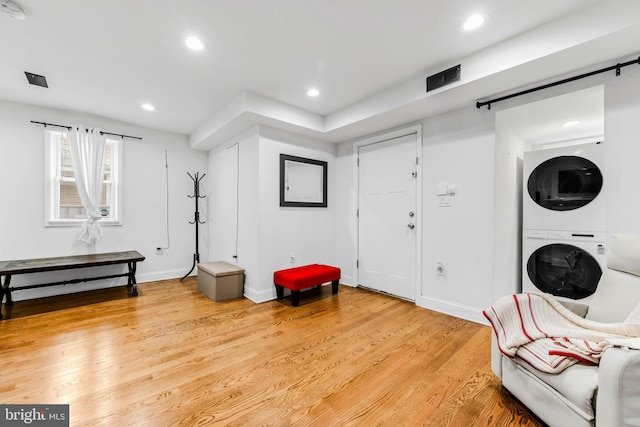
top-left (197, 261), bottom-right (244, 301)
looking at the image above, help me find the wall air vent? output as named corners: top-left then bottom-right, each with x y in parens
top-left (426, 64), bottom-right (460, 92)
top-left (24, 71), bottom-right (48, 88)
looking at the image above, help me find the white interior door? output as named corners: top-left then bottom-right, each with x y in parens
top-left (358, 134), bottom-right (417, 300)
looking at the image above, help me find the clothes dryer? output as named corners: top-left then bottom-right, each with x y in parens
top-left (523, 142), bottom-right (605, 232)
top-left (522, 229), bottom-right (606, 300)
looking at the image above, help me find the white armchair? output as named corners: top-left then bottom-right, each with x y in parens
top-left (491, 234), bottom-right (640, 427)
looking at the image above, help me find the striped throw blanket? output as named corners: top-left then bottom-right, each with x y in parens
top-left (484, 293), bottom-right (640, 373)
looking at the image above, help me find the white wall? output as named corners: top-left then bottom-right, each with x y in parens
top-left (454, 64), bottom-right (640, 323)
top-left (492, 113), bottom-right (527, 301)
top-left (332, 62), bottom-right (640, 325)
top-left (419, 107), bottom-right (496, 323)
top-left (208, 127), bottom-right (260, 295)
top-left (0, 100), bottom-right (208, 300)
top-left (334, 142), bottom-right (356, 285)
top-left (202, 63), bottom-right (640, 321)
top-left (208, 125), bottom-right (336, 303)
top-left (9, 62), bottom-right (639, 321)
top-left (204, 63), bottom-right (640, 323)
top-left (604, 65), bottom-right (640, 235)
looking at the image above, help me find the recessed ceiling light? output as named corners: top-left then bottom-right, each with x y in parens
top-left (141, 103), bottom-right (155, 111)
top-left (463, 14), bottom-right (485, 31)
top-left (563, 119), bottom-right (581, 127)
top-left (307, 88), bottom-right (320, 97)
top-left (185, 36), bottom-right (204, 51)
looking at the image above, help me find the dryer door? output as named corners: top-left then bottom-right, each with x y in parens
top-left (526, 243), bottom-right (602, 299)
top-left (527, 155), bottom-right (603, 211)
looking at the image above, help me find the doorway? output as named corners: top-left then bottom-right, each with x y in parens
top-left (493, 85), bottom-right (604, 299)
top-left (356, 130), bottom-right (420, 301)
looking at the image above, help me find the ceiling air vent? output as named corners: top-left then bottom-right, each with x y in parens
top-left (24, 71), bottom-right (48, 88)
top-left (426, 64), bottom-right (461, 92)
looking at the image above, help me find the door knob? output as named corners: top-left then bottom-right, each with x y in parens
top-left (408, 211), bottom-right (415, 217)
top-left (407, 223), bottom-right (415, 230)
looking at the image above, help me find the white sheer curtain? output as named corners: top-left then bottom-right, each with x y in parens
top-left (68, 125), bottom-right (106, 245)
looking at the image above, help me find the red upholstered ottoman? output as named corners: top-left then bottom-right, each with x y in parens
top-left (274, 264), bottom-right (340, 306)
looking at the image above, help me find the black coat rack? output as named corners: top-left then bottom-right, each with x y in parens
top-left (181, 172), bottom-right (206, 281)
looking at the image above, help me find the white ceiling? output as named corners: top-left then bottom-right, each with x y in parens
top-left (1, 0), bottom-right (639, 149)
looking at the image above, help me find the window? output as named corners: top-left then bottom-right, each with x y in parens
top-left (45, 130), bottom-right (123, 226)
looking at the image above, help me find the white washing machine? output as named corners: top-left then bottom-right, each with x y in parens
top-left (522, 229), bottom-right (606, 300)
top-left (523, 142), bottom-right (605, 232)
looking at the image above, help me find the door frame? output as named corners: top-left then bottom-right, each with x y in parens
top-left (352, 123), bottom-right (423, 301)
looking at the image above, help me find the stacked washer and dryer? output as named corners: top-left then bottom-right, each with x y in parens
top-left (522, 142), bottom-right (606, 300)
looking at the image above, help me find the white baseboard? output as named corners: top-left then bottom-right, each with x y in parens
top-left (244, 286), bottom-right (276, 303)
top-left (417, 295), bottom-right (489, 326)
top-left (339, 276), bottom-right (354, 287)
top-left (137, 268), bottom-right (193, 283)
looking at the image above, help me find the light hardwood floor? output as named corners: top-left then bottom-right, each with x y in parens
top-left (0, 278), bottom-right (544, 426)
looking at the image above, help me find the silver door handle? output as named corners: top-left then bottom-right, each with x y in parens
top-left (407, 223), bottom-right (415, 230)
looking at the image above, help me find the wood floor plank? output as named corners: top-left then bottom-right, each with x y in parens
top-left (0, 278), bottom-right (544, 426)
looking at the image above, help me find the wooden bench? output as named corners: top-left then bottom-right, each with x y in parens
top-left (274, 264), bottom-right (340, 306)
top-left (0, 250), bottom-right (145, 319)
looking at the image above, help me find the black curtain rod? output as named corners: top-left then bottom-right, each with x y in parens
top-left (30, 120), bottom-right (142, 140)
top-left (476, 56), bottom-right (640, 110)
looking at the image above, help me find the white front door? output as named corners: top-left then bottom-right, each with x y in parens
top-left (358, 133), bottom-right (417, 300)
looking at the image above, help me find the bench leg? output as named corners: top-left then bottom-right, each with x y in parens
top-left (275, 284), bottom-right (284, 300)
top-left (0, 275), bottom-right (14, 321)
top-left (331, 280), bottom-right (339, 294)
top-left (4, 275), bottom-right (13, 305)
top-left (291, 290), bottom-right (300, 307)
top-left (128, 262), bottom-right (139, 297)
top-left (2, 275), bottom-right (13, 303)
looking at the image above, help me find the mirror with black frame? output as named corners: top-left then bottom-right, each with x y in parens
top-left (280, 154), bottom-right (327, 207)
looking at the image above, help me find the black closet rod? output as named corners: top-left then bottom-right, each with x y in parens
top-left (30, 120), bottom-right (142, 140)
top-left (476, 56), bottom-right (640, 110)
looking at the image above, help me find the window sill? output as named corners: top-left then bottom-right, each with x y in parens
top-left (45, 220), bottom-right (122, 228)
